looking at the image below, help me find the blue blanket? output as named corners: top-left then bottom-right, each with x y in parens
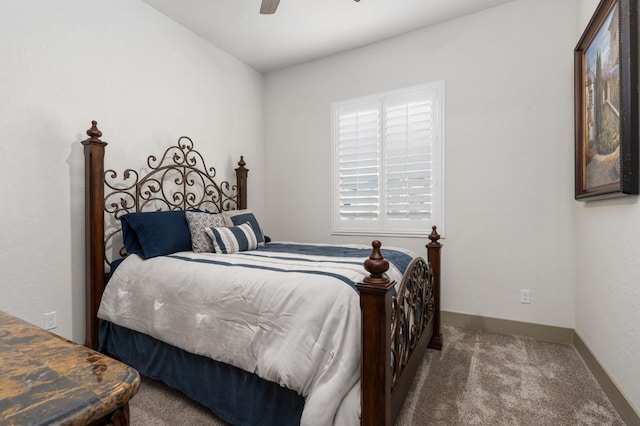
top-left (255, 243), bottom-right (413, 273)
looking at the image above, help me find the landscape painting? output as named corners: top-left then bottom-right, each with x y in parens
top-left (574, 0), bottom-right (638, 200)
top-left (583, 2), bottom-right (620, 190)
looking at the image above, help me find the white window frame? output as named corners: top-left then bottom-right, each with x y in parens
top-left (331, 81), bottom-right (445, 238)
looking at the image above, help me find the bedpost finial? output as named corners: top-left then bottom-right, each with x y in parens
top-left (82, 120), bottom-right (107, 147)
top-left (363, 240), bottom-right (390, 285)
top-left (428, 226), bottom-right (441, 246)
top-left (238, 156), bottom-right (246, 168)
top-left (86, 120), bottom-right (103, 140)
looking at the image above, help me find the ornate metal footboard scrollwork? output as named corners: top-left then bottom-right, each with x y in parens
top-left (101, 133), bottom-right (245, 266)
top-left (390, 257), bottom-right (434, 388)
top-left (357, 227), bottom-right (442, 426)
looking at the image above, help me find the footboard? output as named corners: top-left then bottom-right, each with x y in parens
top-left (357, 228), bottom-right (442, 426)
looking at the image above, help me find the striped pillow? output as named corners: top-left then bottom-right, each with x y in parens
top-left (204, 222), bottom-right (259, 254)
top-left (223, 209), bottom-right (265, 246)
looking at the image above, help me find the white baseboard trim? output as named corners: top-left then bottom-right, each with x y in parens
top-left (441, 310), bottom-right (639, 425)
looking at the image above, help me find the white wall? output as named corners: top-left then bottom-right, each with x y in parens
top-left (574, 0), bottom-right (640, 416)
top-left (0, 0), bottom-right (264, 343)
top-left (3, 0), bottom-right (636, 417)
top-left (264, 0), bottom-right (577, 328)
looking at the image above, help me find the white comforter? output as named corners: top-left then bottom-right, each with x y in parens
top-left (98, 243), bottom-right (413, 425)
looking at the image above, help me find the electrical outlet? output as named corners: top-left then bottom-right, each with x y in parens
top-left (44, 311), bottom-right (57, 330)
top-left (520, 290), bottom-right (530, 304)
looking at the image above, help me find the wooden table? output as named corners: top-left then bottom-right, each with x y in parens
top-left (0, 311), bottom-right (140, 425)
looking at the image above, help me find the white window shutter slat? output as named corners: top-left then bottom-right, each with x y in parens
top-left (332, 82), bottom-right (444, 236)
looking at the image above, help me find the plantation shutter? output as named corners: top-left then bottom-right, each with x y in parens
top-left (336, 102), bottom-right (381, 221)
top-left (383, 92), bottom-right (434, 223)
top-left (332, 82), bottom-right (444, 236)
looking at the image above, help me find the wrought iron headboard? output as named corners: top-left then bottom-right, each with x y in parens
top-left (83, 120), bottom-right (249, 349)
top-left (102, 135), bottom-right (246, 266)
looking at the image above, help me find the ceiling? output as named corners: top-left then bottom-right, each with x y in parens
top-left (143, 0), bottom-right (514, 73)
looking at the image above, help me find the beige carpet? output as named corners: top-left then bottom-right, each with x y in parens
top-left (129, 325), bottom-right (625, 425)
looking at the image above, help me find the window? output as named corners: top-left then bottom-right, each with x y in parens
top-left (331, 82), bottom-right (445, 237)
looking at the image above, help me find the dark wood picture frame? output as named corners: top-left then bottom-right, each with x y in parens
top-left (574, 0), bottom-right (639, 200)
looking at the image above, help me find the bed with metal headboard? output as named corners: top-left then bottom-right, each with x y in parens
top-left (82, 120), bottom-right (443, 426)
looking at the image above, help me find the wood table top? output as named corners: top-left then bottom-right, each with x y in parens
top-left (0, 311), bottom-right (140, 425)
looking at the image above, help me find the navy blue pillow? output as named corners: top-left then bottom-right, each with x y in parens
top-left (121, 210), bottom-right (193, 259)
top-left (224, 210), bottom-right (265, 246)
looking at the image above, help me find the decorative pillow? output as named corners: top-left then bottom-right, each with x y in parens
top-left (205, 222), bottom-right (259, 254)
top-left (120, 210), bottom-right (192, 259)
top-left (185, 211), bottom-right (227, 253)
top-left (223, 209), bottom-right (265, 246)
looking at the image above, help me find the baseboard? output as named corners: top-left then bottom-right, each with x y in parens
top-left (441, 311), bottom-right (574, 343)
top-left (441, 311), bottom-right (640, 425)
top-left (573, 331), bottom-right (640, 426)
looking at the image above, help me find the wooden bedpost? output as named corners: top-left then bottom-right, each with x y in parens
top-left (427, 226), bottom-right (443, 350)
top-left (235, 156), bottom-right (248, 210)
top-left (82, 121), bottom-right (107, 350)
top-left (356, 241), bottom-right (393, 426)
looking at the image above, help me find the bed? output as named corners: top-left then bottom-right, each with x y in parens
top-left (81, 120), bottom-right (443, 425)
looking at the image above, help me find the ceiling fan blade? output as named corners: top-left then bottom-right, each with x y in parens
top-left (260, 0), bottom-right (280, 14)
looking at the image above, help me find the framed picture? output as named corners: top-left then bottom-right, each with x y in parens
top-left (574, 0), bottom-right (638, 200)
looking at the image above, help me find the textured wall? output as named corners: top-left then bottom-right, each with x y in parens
top-left (574, 0), bottom-right (640, 416)
top-left (264, 0), bottom-right (577, 328)
top-left (0, 0), bottom-right (264, 343)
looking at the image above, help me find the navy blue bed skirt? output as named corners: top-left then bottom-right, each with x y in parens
top-left (99, 320), bottom-right (305, 425)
